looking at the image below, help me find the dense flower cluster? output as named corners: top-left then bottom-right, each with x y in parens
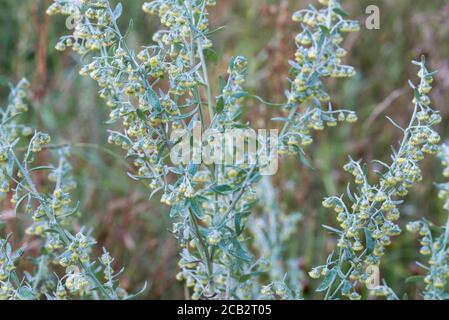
top-left (407, 144), bottom-right (449, 300)
top-left (279, 0), bottom-right (359, 155)
top-left (0, 81), bottom-right (124, 300)
top-left (313, 58), bottom-right (441, 299)
top-left (48, 0), bottom-right (267, 299)
top-left (47, 0), bottom-right (216, 203)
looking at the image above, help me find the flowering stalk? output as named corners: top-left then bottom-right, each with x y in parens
top-left (279, 0), bottom-right (359, 156)
top-left (407, 144), bottom-right (449, 300)
top-left (0, 80), bottom-right (124, 300)
top-left (313, 57), bottom-right (441, 299)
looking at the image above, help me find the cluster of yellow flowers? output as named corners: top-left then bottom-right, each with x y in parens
top-left (49, 0), bottom-right (267, 299)
top-left (48, 0), bottom-right (219, 206)
top-left (0, 81), bottom-right (124, 300)
top-left (313, 58), bottom-right (441, 299)
top-left (48, 0), bottom-right (115, 55)
top-left (406, 145), bottom-right (449, 299)
top-left (279, 0), bottom-right (359, 155)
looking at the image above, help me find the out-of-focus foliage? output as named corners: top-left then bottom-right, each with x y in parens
top-left (0, 0), bottom-right (449, 299)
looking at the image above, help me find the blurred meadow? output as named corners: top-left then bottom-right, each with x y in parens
top-left (1, 0), bottom-right (449, 299)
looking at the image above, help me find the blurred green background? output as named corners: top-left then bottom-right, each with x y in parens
top-left (1, 0), bottom-right (449, 299)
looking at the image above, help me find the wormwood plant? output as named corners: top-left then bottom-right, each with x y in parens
top-left (0, 0), bottom-right (442, 301)
top-left (47, 0), bottom-right (360, 300)
top-left (0, 80), bottom-right (126, 300)
top-left (313, 58), bottom-right (441, 300)
top-left (407, 144), bottom-right (449, 300)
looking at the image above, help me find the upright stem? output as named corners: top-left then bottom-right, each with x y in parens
top-left (197, 38), bottom-right (215, 122)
